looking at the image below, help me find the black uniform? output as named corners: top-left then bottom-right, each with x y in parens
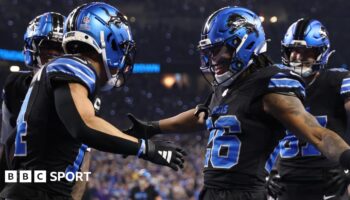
top-left (0, 56), bottom-right (98, 200)
top-left (200, 65), bottom-right (305, 200)
top-left (276, 68), bottom-right (350, 200)
top-left (0, 72), bottom-right (32, 192)
top-left (0, 72), bottom-right (33, 145)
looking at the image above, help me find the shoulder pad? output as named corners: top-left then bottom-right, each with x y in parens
top-left (46, 57), bottom-right (97, 95)
top-left (328, 68), bottom-right (348, 73)
top-left (267, 68), bottom-right (305, 99)
top-left (274, 64), bottom-right (289, 70)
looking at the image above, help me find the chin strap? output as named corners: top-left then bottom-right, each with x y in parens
top-left (99, 30), bottom-right (116, 91)
top-left (215, 71), bottom-right (235, 86)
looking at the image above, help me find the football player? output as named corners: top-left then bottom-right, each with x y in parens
top-left (266, 19), bottom-right (350, 200)
top-left (0, 12), bottom-right (65, 191)
top-left (0, 2), bottom-right (185, 199)
top-left (0, 12), bottom-right (91, 200)
top-left (125, 7), bottom-right (350, 200)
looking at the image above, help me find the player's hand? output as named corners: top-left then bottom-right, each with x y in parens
top-left (325, 168), bottom-right (350, 197)
top-left (194, 104), bottom-right (210, 119)
top-left (140, 140), bottom-right (186, 171)
top-left (266, 171), bottom-right (284, 199)
top-left (124, 113), bottom-right (161, 139)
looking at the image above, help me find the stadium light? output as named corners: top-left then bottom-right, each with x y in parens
top-left (130, 16), bottom-right (136, 23)
top-left (161, 74), bottom-right (176, 89)
top-left (270, 16), bottom-right (278, 23)
top-left (10, 65), bottom-right (20, 72)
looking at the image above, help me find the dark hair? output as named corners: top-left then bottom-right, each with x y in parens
top-left (252, 53), bottom-right (275, 69)
top-left (65, 41), bottom-right (97, 55)
top-left (237, 53), bottom-right (275, 82)
top-left (65, 41), bottom-right (103, 61)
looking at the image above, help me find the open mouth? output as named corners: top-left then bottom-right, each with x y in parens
top-left (214, 65), bottom-right (226, 75)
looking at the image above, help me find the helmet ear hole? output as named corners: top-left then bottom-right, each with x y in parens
top-left (107, 33), bottom-right (112, 41)
top-left (111, 39), bottom-right (118, 51)
top-left (245, 41), bottom-right (255, 50)
top-left (66, 41), bottom-right (97, 54)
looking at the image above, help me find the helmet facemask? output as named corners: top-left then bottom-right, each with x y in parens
top-left (100, 33), bottom-right (136, 91)
top-left (281, 19), bottom-right (333, 78)
top-left (199, 34), bottom-right (257, 87)
top-left (198, 7), bottom-right (267, 87)
top-left (282, 45), bottom-right (327, 78)
top-left (200, 42), bottom-right (237, 86)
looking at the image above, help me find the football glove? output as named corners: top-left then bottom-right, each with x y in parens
top-left (266, 171), bottom-right (284, 199)
top-left (138, 139), bottom-right (186, 171)
top-left (325, 168), bottom-right (350, 197)
top-left (124, 113), bottom-right (161, 139)
top-left (194, 104), bottom-right (210, 119)
top-left (194, 92), bottom-right (212, 120)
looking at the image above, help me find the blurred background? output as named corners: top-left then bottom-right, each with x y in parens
top-left (0, 0), bottom-right (349, 199)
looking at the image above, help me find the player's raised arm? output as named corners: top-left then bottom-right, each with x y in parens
top-left (125, 108), bottom-right (206, 139)
top-left (53, 82), bottom-right (186, 171)
top-left (160, 108), bottom-right (207, 132)
top-left (263, 93), bottom-right (350, 166)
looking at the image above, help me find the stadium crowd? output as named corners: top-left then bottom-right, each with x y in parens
top-left (84, 74), bottom-right (208, 200)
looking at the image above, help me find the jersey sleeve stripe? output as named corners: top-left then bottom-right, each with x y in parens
top-left (341, 86), bottom-right (350, 94)
top-left (271, 72), bottom-right (289, 79)
top-left (329, 68), bottom-right (348, 72)
top-left (60, 58), bottom-right (95, 76)
top-left (340, 78), bottom-right (350, 94)
top-left (268, 78), bottom-right (305, 97)
top-left (342, 78), bottom-right (350, 84)
top-left (56, 58), bottom-right (96, 81)
top-left (47, 62), bottom-right (96, 94)
top-left (268, 78), bottom-right (305, 89)
top-left (265, 144), bottom-right (281, 173)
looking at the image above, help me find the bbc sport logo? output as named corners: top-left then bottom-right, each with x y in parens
top-left (4, 170), bottom-right (91, 183)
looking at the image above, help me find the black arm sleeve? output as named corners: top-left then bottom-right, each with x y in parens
top-left (53, 83), bottom-right (141, 155)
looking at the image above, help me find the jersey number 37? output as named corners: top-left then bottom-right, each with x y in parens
top-left (279, 115), bottom-right (327, 158)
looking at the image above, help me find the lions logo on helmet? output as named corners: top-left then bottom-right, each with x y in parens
top-left (63, 2), bottom-right (136, 91)
top-left (198, 6), bottom-right (267, 86)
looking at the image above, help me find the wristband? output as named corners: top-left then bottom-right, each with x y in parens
top-left (137, 139), bottom-right (146, 157)
top-left (150, 121), bottom-right (161, 134)
top-left (339, 149), bottom-right (350, 169)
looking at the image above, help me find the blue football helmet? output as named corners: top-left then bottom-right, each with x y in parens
top-left (281, 19), bottom-right (332, 76)
top-left (198, 6), bottom-right (267, 86)
top-left (63, 2), bottom-right (136, 90)
top-left (24, 12), bottom-right (66, 68)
